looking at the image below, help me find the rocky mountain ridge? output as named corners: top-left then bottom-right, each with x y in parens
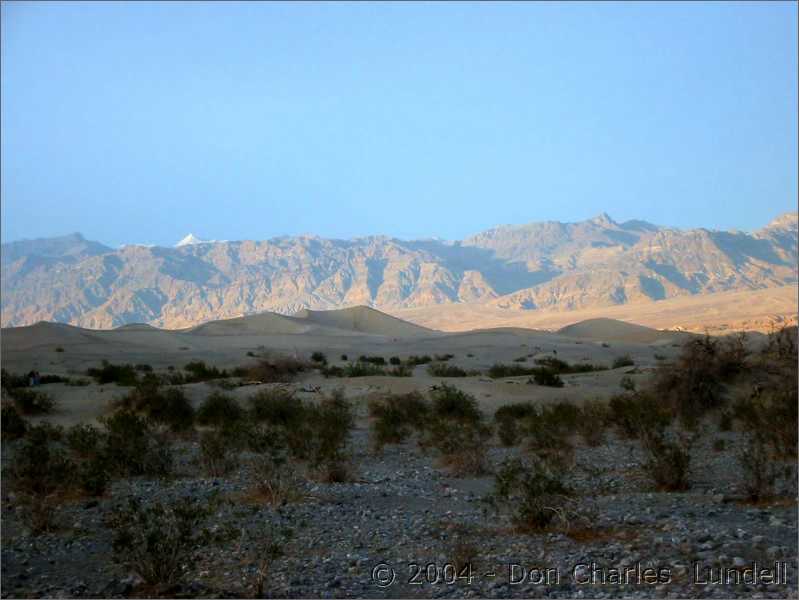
top-left (2, 213), bottom-right (796, 329)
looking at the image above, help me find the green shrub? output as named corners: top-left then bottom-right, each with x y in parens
top-left (342, 362), bottom-right (385, 377)
top-left (576, 401), bottom-right (610, 447)
top-left (620, 375), bottom-right (636, 392)
top-left (608, 392), bottom-right (672, 439)
top-left (199, 430), bottom-right (239, 476)
top-left (245, 356), bottom-right (308, 383)
top-left (369, 391), bottom-right (429, 450)
top-left (87, 360), bottom-right (139, 386)
top-left (1, 404), bottom-right (28, 439)
top-left (66, 423), bottom-right (105, 457)
top-left (196, 392), bottom-right (243, 427)
top-left (487, 458), bottom-right (575, 532)
top-left (389, 356), bottom-right (401, 366)
top-left (406, 355), bottom-right (432, 366)
top-left (488, 363), bottom-right (536, 378)
top-left (134, 363), bottom-right (153, 372)
top-left (118, 378), bottom-right (194, 432)
top-left (427, 363), bottom-right (469, 377)
top-left (249, 387), bottom-right (304, 427)
top-left (738, 434), bottom-right (778, 501)
top-left (310, 352), bottom-right (327, 365)
top-left (434, 353), bottom-right (455, 362)
top-left (304, 390), bottom-right (354, 470)
top-left (429, 383), bottom-right (482, 423)
top-left (1, 369), bottom-right (30, 389)
top-left (184, 360), bottom-right (229, 382)
top-left (494, 403), bottom-right (537, 447)
top-left (535, 357), bottom-right (607, 373)
top-left (251, 450), bottom-right (303, 505)
top-left (9, 387), bottom-right (56, 414)
top-left (106, 495), bottom-right (219, 585)
top-left (100, 410), bottom-right (172, 477)
top-left (612, 355), bottom-right (635, 369)
top-left (386, 364), bottom-right (414, 377)
top-left (358, 355), bottom-right (386, 366)
top-left (531, 369), bottom-right (564, 387)
top-left (641, 431), bottom-right (692, 491)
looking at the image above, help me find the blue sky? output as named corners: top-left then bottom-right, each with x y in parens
top-left (2, 1), bottom-right (796, 247)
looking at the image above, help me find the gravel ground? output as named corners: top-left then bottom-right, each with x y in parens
top-left (2, 410), bottom-right (797, 599)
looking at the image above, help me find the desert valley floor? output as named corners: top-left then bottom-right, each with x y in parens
top-left (1, 307), bottom-right (797, 598)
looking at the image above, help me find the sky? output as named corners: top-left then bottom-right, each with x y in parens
top-left (1, 1), bottom-right (797, 247)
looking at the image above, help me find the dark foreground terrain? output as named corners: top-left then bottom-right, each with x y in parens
top-left (1, 325), bottom-right (797, 599)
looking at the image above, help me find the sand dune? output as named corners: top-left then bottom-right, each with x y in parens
top-left (292, 306), bottom-right (434, 337)
top-left (557, 318), bottom-right (690, 344)
top-left (187, 311), bottom-right (313, 336)
top-left (0, 321), bottom-right (102, 350)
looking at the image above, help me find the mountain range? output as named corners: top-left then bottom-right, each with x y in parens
top-left (1, 212), bottom-right (796, 329)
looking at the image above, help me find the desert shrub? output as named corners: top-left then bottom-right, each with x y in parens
top-left (8, 387), bottom-right (56, 414)
top-left (358, 355), bottom-right (386, 366)
top-left (87, 360), bottom-right (139, 386)
top-left (134, 363), bottom-right (153, 372)
top-left (535, 357), bottom-right (607, 373)
top-left (738, 434), bottom-right (778, 501)
top-left (434, 353), bottom-right (455, 362)
top-left (184, 360), bottom-right (229, 382)
top-left (488, 363), bottom-right (536, 378)
top-left (65, 377), bottom-right (91, 386)
top-left (513, 356), bottom-right (527, 362)
top-left (250, 450), bottom-right (303, 505)
top-left (199, 429), bottom-right (239, 476)
top-left (152, 388), bottom-right (195, 431)
top-left (119, 379), bottom-right (195, 432)
top-left (713, 438), bottom-right (726, 452)
top-left (652, 334), bottom-right (746, 425)
top-left (75, 454), bottom-right (111, 497)
top-left (310, 351), bottom-right (327, 365)
top-left (612, 355), bottom-right (635, 369)
top-left (487, 457), bottom-right (576, 532)
top-left (196, 392), bottom-right (243, 427)
top-left (494, 403), bottom-right (536, 447)
top-left (429, 383), bottom-right (482, 423)
top-left (5, 435), bottom-right (76, 533)
top-left (106, 495), bottom-right (220, 586)
top-left (38, 374), bottom-right (68, 384)
top-left (245, 356), bottom-right (308, 383)
top-left (26, 421), bottom-right (65, 442)
top-left (423, 385), bottom-right (490, 476)
top-left (66, 423), bottom-right (105, 457)
top-left (427, 363), bottom-right (468, 377)
top-left (343, 362), bottom-right (385, 377)
top-left (620, 375), bottom-right (636, 392)
top-left (641, 430), bottom-right (692, 491)
top-left (531, 368), bottom-right (564, 388)
top-left (608, 392), bottom-right (672, 439)
top-left (407, 354), bottom-right (433, 366)
top-left (1, 369), bottom-right (30, 389)
top-left (368, 391), bottom-right (429, 450)
top-left (764, 324), bottom-right (797, 361)
top-left (320, 365), bottom-right (344, 378)
top-left (1, 404), bottom-right (28, 439)
top-left (304, 390), bottom-right (354, 471)
top-left (340, 354), bottom-right (348, 361)
top-left (576, 401), bottom-right (610, 447)
top-left (731, 373), bottom-right (797, 458)
top-left (249, 387), bottom-right (304, 427)
top-left (389, 356), bottom-right (401, 366)
top-left (718, 410), bottom-right (733, 432)
top-left (386, 364), bottom-right (414, 377)
top-left (100, 410), bottom-right (173, 477)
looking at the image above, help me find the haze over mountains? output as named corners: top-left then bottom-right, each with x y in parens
top-left (1, 213), bottom-right (796, 330)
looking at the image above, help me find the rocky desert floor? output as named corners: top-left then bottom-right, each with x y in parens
top-left (1, 309), bottom-right (797, 599)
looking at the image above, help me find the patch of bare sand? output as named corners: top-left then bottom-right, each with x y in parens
top-left (390, 285), bottom-right (798, 334)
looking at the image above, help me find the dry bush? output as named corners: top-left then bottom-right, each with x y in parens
top-left (199, 429), bottom-right (239, 476)
top-left (368, 391), bottom-right (429, 450)
top-left (487, 457), bottom-right (584, 532)
top-left (246, 355), bottom-right (309, 383)
top-left (738, 433), bottom-right (778, 501)
top-left (640, 430), bottom-right (692, 491)
top-left (250, 452), bottom-right (304, 505)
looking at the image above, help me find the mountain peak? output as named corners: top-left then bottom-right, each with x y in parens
top-left (176, 233), bottom-right (210, 247)
top-left (588, 212), bottom-right (617, 227)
